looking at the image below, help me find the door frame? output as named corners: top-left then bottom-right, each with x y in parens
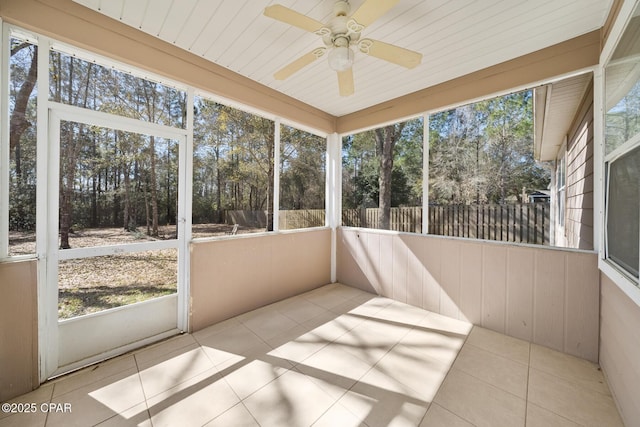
top-left (42, 102), bottom-right (191, 379)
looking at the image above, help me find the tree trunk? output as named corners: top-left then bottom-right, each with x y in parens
top-left (375, 125), bottom-right (399, 230)
top-left (266, 127), bottom-right (275, 231)
top-left (9, 45), bottom-right (37, 155)
top-left (215, 146), bottom-right (222, 223)
top-left (149, 135), bottom-right (159, 236)
top-left (123, 160), bottom-right (132, 231)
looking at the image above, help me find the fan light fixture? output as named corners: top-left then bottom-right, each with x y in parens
top-left (328, 46), bottom-right (354, 71)
top-left (264, 0), bottom-right (423, 96)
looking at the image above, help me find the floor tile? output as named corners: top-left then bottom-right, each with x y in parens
top-left (311, 402), bottom-right (364, 427)
top-left (147, 369), bottom-right (239, 427)
top-left (267, 330), bottom-right (331, 364)
top-left (240, 309), bottom-right (300, 341)
top-left (338, 385), bottom-right (430, 427)
top-left (192, 317), bottom-right (242, 342)
top-left (375, 300), bottom-right (429, 325)
top-left (204, 403), bottom-right (259, 427)
top-left (93, 402), bottom-right (151, 426)
top-left (530, 344), bottom-right (610, 395)
top-left (51, 355), bottom-right (137, 397)
top-left (0, 385), bottom-right (52, 427)
top-left (295, 343), bottom-right (374, 396)
top-left (0, 409), bottom-right (47, 427)
top-left (528, 368), bottom-right (624, 427)
top-left (419, 403), bottom-right (474, 427)
top-left (242, 369), bottom-right (337, 427)
top-left (331, 323), bottom-right (397, 364)
top-left (46, 368), bottom-right (145, 427)
top-left (465, 326), bottom-right (530, 365)
top-left (4, 283), bottom-right (626, 427)
top-left (133, 334), bottom-right (198, 369)
top-left (223, 358), bottom-right (292, 399)
top-left (276, 296), bottom-right (330, 324)
top-left (399, 326), bottom-right (465, 366)
top-left (525, 403), bottom-right (581, 427)
top-left (195, 323), bottom-right (266, 364)
top-left (360, 344), bottom-right (448, 402)
top-left (419, 312), bottom-right (472, 336)
top-left (434, 368), bottom-right (526, 427)
top-left (138, 346), bottom-right (215, 398)
top-left (452, 343), bottom-right (528, 398)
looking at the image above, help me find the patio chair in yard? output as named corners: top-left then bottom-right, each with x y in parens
top-left (226, 224), bottom-right (239, 235)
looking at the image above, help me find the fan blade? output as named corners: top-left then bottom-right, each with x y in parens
top-left (337, 68), bottom-right (354, 97)
top-left (359, 39), bottom-right (422, 69)
top-left (274, 48), bottom-right (326, 80)
top-left (349, 0), bottom-right (400, 30)
top-left (264, 4), bottom-right (326, 33)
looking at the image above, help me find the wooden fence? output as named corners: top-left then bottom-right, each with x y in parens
top-left (342, 207), bottom-right (423, 233)
top-left (226, 203), bottom-right (550, 245)
top-left (428, 203), bottom-right (549, 245)
top-left (224, 209), bottom-right (325, 230)
top-left (342, 203), bottom-right (549, 245)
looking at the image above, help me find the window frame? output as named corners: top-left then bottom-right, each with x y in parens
top-left (599, 0), bottom-right (640, 305)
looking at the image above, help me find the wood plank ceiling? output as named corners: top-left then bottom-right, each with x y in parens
top-left (71, 0), bottom-right (613, 117)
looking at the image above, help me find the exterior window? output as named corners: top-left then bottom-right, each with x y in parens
top-left (342, 118), bottom-right (424, 233)
top-left (279, 125), bottom-right (326, 230)
top-left (606, 146), bottom-right (640, 278)
top-left (604, 5), bottom-right (640, 283)
top-left (428, 90), bottom-right (550, 245)
top-left (6, 36), bottom-right (38, 257)
top-left (192, 96), bottom-right (275, 237)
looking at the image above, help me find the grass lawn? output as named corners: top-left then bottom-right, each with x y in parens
top-left (9, 223), bottom-right (264, 319)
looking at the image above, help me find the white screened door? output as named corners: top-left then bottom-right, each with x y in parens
top-left (44, 104), bottom-right (190, 378)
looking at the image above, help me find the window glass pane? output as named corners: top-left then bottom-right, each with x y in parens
top-left (58, 248), bottom-right (177, 319)
top-left (428, 90), bottom-right (551, 244)
top-left (342, 117), bottom-right (423, 232)
top-left (605, 14), bottom-right (640, 155)
top-left (59, 121), bottom-right (179, 249)
top-left (8, 37), bottom-right (38, 256)
top-left (279, 125), bottom-right (325, 230)
top-left (49, 49), bottom-right (186, 128)
top-left (192, 96), bottom-right (275, 237)
top-left (606, 146), bottom-right (640, 278)
top-left (605, 64), bottom-right (640, 154)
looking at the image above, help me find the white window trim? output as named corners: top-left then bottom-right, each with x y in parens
top-left (599, 0), bottom-right (640, 307)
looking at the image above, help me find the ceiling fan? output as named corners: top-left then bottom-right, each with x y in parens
top-left (264, 0), bottom-right (422, 97)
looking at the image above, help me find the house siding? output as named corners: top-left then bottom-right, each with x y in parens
top-left (0, 260), bottom-right (38, 401)
top-left (337, 227), bottom-right (600, 362)
top-left (190, 228), bottom-right (332, 331)
top-left (565, 81), bottom-right (594, 250)
top-left (600, 273), bottom-right (640, 427)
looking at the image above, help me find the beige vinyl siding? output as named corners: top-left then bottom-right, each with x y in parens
top-left (0, 260), bottom-right (38, 401)
top-left (336, 227), bottom-right (600, 362)
top-left (190, 229), bottom-right (331, 331)
top-left (565, 82), bottom-right (595, 250)
top-left (600, 273), bottom-right (640, 426)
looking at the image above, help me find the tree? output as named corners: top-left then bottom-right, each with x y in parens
top-left (8, 39), bottom-right (38, 234)
top-left (429, 90), bottom-right (549, 205)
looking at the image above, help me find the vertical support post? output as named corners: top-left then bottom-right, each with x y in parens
top-left (0, 21), bottom-right (8, 259)
top-left (37, 35), bottom-right (56, 382)
top-left (326, 132), bottom-right (341, 283)
top-left (273, 119), bottom-right (281, 232)
top-left (593, 67), bottom-right (604, 256)
top-left (422, 113), bottom-right (429, 235)
top-left (177, 87), bottom-right (194, 332)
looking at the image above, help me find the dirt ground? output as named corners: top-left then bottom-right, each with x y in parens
top-left (8, 223), bottom-right (264, 319)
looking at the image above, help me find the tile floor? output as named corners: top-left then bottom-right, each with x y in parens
top-left (0, 283), bottom-right (624, 427)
